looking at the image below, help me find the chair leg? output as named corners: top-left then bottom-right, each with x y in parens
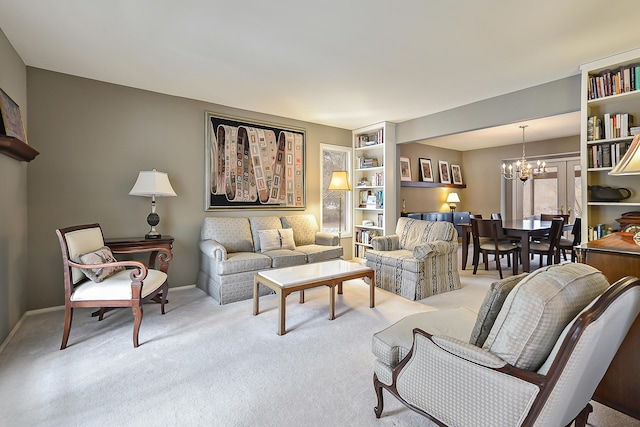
top-left (132, 305), bottom-right (143, 348)
top-left (373, 374), bottom-right (384, 418)
top-left (570, 403), bottom-right (593, 427)
top-left (160, 284), bottom-right (168, 315)
top-left (60, 306), bottom-right (73, 350)
top-left (495, 252), bottom-right (503, 279)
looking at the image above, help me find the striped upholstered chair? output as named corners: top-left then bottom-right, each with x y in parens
top-left (366, 217), bottom-right (460, 300)
top-left (372, 263), bottom-right (640, 427)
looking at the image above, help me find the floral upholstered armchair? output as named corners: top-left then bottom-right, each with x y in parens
top-left (366, 217), bottom-right (460, 300)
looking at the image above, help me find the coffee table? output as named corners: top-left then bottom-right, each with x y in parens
top-left (253, 260), bottom-right (375, 335)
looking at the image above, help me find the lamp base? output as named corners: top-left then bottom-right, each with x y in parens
top-left (145, 233), bottom-right (161, 240)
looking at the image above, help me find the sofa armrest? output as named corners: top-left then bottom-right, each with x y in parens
top-left (315, 232), bottom-right (338, 246)
top-left (199, 240), bottom-right (228, 261)
top-left (412, 241), bottom-right (458, 260)
top-left (371, 235), bottom-right (400, 251)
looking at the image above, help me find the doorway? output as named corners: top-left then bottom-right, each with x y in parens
top-left (508, 157), bottom-right (581, 221)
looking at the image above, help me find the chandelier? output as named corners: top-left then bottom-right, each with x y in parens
top-left (501, 125), bottom-right (546, 183)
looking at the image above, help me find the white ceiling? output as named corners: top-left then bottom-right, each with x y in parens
top-left (0, 1), bottom-right (638, 148)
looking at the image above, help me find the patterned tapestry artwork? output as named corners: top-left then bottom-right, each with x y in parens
top-left (205, 113), bottom-right (305, 210)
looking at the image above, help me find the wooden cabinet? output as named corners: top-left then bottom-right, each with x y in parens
top-left (575, 232), bottom-right (640, 420)
top-left (580, 48), bottom-right (640, 241)
top-left (352, 122), bottom-right (397, 260)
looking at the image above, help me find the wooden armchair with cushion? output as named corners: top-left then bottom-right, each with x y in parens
top-left (56, 223), bottom-right (171, 349)
top-left (372, 263), bottom-right (640, 426)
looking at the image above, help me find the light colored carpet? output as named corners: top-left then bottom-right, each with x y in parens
top-left (0, 252), bottom-right (637, 426)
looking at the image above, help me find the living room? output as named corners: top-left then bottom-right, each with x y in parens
top-left (2, 2), bottom-right (640, 426)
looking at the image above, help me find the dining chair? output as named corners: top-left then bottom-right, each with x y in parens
top-left (527, 218), bottom-right (564, 269)
top-left (559, 218), bottom-right (581, 261)
top-left (471, 218), bottom-right (519, 279)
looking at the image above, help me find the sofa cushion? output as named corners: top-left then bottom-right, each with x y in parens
top-left (263, 249), bottom-right (307, 268)
top-left (258, 229), bottom-right (281, 253)
top-left (217, 252), bottom-right (272, 275)
top-left (483, 263), bottom-right (609, 370)
top-left (202, 217), bottom-right (254, 253)
top-left (296, 244), bottom-right (343, 264)
top-left (469, 273), bottom-right (528, 347)
top-left (281, 215), bottom-right (318, 246)
top-left (73, 246), bottom-right (124, 283)
top-left (372, 307), bottom-right (478, 367)
top-left (249, 217), bottom-right (282, 252)
top-left (279, 228), bottom-right (296, 250)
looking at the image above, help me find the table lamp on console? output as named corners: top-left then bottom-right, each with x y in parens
top-left (129, 169), bottom-right (177, 239)
top-left (609, 134), bottom-right (640, 244)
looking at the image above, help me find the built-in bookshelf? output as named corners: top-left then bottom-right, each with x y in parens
top-left (580, 48), bottom-right (640, 241)
top-left (352, 122), bottom-right (397, 260)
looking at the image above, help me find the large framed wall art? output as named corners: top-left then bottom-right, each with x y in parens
top-left (205, 112), bottom-right (306, 210)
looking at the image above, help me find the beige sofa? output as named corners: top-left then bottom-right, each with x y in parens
top-left (366, 217), bottom-right (461, 300)
top-left (197, 214), bottom-right (342, 304)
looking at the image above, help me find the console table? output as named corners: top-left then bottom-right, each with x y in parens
top-left (575, 232), bottom-right (640, 420)
top-left (104, 235), bottom-right (174, 273)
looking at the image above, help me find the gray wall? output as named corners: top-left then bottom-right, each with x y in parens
top-left (0, 28), bottom-right (28, 344)
top-left (26, 68), bottom-right (351, 310)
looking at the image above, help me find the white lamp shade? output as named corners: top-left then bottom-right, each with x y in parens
top-left (446, 192), bottom-right (460, 203)
top-left (328, 171), bottom-right (352, 191)
top-left (610, 134), bottom-right (640, 175)
top-left (129, 170), bottom-right (177, 197)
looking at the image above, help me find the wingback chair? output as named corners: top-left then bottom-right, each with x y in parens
top-left (372, 263), bottom-right (640, 426)
top-left (56, 224), bottom-right (171, 349)
top-left (366, 217), bottom-right (460, 300)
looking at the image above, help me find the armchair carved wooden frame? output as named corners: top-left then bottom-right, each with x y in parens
top-left (373, 276), bottom-right (640, 427)
top-left (56, 223), bottom-right (172, 349)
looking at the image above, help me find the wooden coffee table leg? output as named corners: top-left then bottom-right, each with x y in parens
top-left (253, 276), bottom-right (260, 315)
top-left (337, 281), bottom-right (343, 294)
top-left (329, 284), bottom-right (335, 320)
top-left (369, 271), bottom-right (375, 308)
top-left (278, 289), bottom-right (286, 335)
top-left (299, 289), bottom-right (305, 303)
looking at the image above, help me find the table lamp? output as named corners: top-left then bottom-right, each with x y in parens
top-left (129, 169), bottom-right (177, 239)
top-left (609, 134), bottom-right (640, 244)
top-left (328, 171), bottom-right (352, 244)
top-left (446, 192), bottom-right (460, 213)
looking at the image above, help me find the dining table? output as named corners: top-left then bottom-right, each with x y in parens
top-left (459, 219), bottom-right (564, 273)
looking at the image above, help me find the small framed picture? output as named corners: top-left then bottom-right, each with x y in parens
top-left (418, 158), bottom-right (434, 182)
top-left (451, 164), bottom-right (463, 185)
top-left (0, 88), bottom-right (28, 143)
top-left (438, 160), bottom-right (451, 184)
top-left (400, 157), bottom-right (412, 181)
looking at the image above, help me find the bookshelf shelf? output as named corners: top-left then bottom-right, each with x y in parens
top-left (400, 181), bottom-right (466, 189)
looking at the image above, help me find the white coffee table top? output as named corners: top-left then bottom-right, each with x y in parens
top-left (256, 259), bottom-right (371, 288)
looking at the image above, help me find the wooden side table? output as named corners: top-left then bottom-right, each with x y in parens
top-left (104, 235), bottom-right (174, 273)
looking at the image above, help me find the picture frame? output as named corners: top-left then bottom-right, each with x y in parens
top-left (0, 88), bottom-right (28, 144)
top-left (438, 160), bottom-right (451, 184)
top-left (418, 157), bottom-right (434, 182)
top-left (205, 112), bottom-right (306, 210)
top-left (400, 157), bottom-right (412, 181)
top-left (451, 164), bottom-right (463, 185)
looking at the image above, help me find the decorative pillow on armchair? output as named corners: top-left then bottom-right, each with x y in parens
top-left (73, 246), bottom-right (124, 283)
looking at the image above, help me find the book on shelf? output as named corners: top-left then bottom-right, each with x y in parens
top-left (588, 64), bottom-right (640, 100)
top-left (588, 140), bottom-right (631, 168)
top-left (589, 113), bottom-right (633, 140)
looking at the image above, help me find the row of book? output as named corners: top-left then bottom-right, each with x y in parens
top-left (355, 129), bottom-right (384, 147)
top-left (354, 244), bottom-right (368, 259)
top-left (588, 65), bottom-right (640, 100)
top-left (356, 156), bottom-right (379, 169)
top-left (355, 228), bottom-right (378, 246)
top-left (588, 140), bottom-right (632, 168)
top-left (587, 113), bottom-right (634, 141)
top-left (588, 224), bottom-right (614, 241)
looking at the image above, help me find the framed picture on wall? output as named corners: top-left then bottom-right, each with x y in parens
top-left (451, 164), bottom-right (463, 185)
top-left (205, 112), bottom-right (306, 210)
top-left (438, 160), bottom-right (451, 184)
top-left (0, 88), bottom-right (28, 144)
top-left (400, 157), bottom-right (412, 181)
top-left (418, 157), bottom-right (434, 182)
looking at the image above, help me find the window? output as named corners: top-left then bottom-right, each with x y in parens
top-left (320, 144), bottom-right (352, 237)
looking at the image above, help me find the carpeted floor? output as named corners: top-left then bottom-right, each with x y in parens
top-left (1, 252), bottom-right (638, 426)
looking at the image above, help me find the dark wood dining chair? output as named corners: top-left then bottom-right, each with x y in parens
top-left (526, 218), bottom-right (564, 269)
top-left (559, 218), bottom-right (581, 261)
top-left (471, 218), bottom-right (519, 279)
